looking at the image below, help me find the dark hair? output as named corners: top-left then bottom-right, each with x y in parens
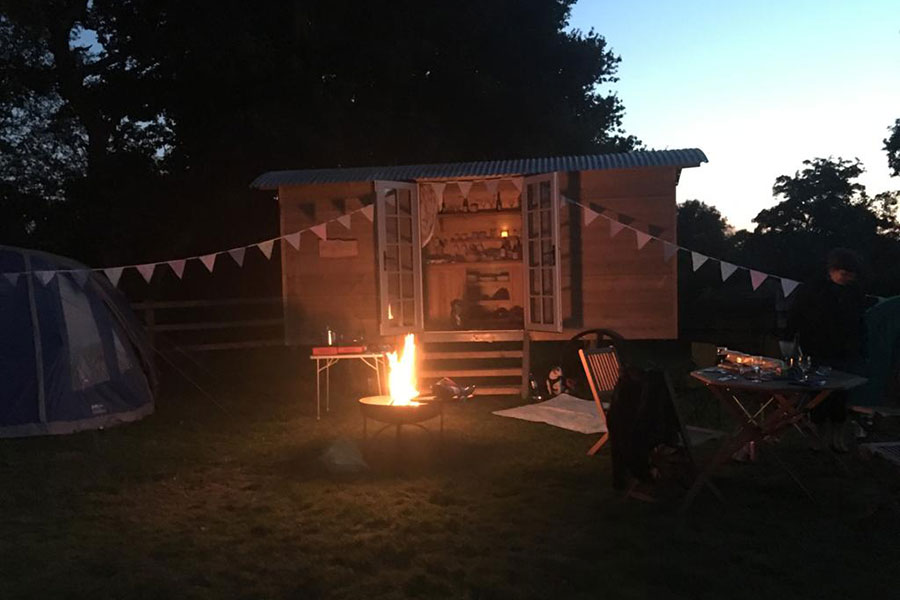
top-left (826, 247), bottom-right (864, 274)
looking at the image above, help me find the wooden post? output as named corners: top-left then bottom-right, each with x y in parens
top-left (521, 330), bottom-right (531, 399)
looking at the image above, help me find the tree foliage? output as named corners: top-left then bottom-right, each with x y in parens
top-left (676, 200), bottom-right (733, 258)
top-left (1, 0), bottom-right (637, 266)
top-left (886, 118), bottom-right (900, 177)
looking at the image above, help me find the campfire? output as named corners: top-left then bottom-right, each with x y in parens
top-left (386, 333), bottom-right (420, 405)
top-left (359, 333), bottom-right (443, 440)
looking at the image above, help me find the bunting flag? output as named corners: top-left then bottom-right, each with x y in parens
top-left (258, 240), bottom-right (275, 259)
top-left (284, 232), bottom-right (301, 250)
top-left (485, 179), bottom-right (499, 197)
top-left (199, 254), bottom-right (217, 273)
top-left (104, 267), bottom-right (124, 287)
top-left (663, 242), bottom-right (678, 263)
top-left (430, 182), bottom-right (446, 210)
top-left (720, 261), bottom-right (738, 281)
top-left (169, 259), bottom-right (186, 279)
top-left (781, 278), bottom-right (800, 298)
top-left (360, 203), bottom-right (374, 222)
top-left (750, 270), bottom-right (768, 291)
top-left (310, 223), bottom-right (327, 240)
top-left (228, 248), bottom-right (246, 267)
top-left (136, 263), bottom-right (155, 283)
top-left (337, 214), bottom-right (352, 229)
top-left (584, 207), bottom-right (600, 226)
top-left (3, 272), bottom-right (20, 286)
top-left (71, 270), bottom-right (91, 288)
top-left (457, 181), bottom-right (472, 198)
top-left (691, 252), bottom-right (708, 272)
top-left (635, 230), bottom-right (652, 250)
top-left (608, 219), bottom-right (625, 237)
top-left (35, 271), bottom-right (56, 286)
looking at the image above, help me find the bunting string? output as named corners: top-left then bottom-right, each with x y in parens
top-left (560, 195), bottom-right (803, 298)
top-left (1, 182), bottom-right (806, 300)
top-left (1, 201), bottom-right (376, 288)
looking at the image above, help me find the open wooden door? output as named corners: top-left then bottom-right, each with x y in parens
top-left (522, 172), bottom-right (562, 332)
top-left (376, 181), bottom-right (424, 335)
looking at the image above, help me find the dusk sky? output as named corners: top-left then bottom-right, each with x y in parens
top-left (569, 0), bottom-right (900, 230)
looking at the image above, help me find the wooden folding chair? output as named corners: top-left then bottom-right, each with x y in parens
top-left (578, 346), bottom-right (622, 455)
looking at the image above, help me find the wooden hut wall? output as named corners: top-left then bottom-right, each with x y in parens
top-left (278, 182), bottom-right (378, 345)
top-left (565, 167), bottom-right (679, 339)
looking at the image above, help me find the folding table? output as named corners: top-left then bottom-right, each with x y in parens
top-left (681, 366), bottom-right (866, 511)
top-left (309, 352), bottom-right (387, 420)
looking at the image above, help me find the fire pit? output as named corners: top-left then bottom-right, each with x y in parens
top-left (359, 333), bottom-right (444, 441)
top-left (359, 395), bottom-right (443, 440)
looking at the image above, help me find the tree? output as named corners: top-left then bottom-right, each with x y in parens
top-left (742, 157), bottom-right (900, 292)
top-left (2, 0), bottom-right (638, 267)
top-left (886, 118), bottom-right (900, 177)
top-left (676, 200), bottom-right (733, 257)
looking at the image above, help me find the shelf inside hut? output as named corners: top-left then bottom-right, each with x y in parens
top-left (423, 183), bottom-right (524, 331)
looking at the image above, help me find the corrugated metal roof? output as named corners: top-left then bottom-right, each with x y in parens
top-left (250, 148), bottom-right (707, 189)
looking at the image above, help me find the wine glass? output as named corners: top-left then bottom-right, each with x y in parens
top-left (799, 355), bottom-right (813, 381)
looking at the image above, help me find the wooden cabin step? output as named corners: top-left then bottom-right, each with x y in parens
top-left (422, 350), bottom-right (523, 360)
top-left (421, 367), bottom-right (521, 379)
top-left (470, 385), bottom-right (522, 397)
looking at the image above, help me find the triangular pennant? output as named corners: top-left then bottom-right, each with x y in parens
top-left (199, 254), bottom-right (217, 273)
top-left (35, 271), bottom-right (56, 286)
top-left (258, 240), bottom-right (275, 259)
top-left (647, 224), bottom-right (664, 238)
top-left (691, 252), bottom-right (708, 272)
top-left (135, 264), bottom-right (154, 283)
top-left (360, 203), bottom-right (374, 222)
top-left (781, 278), bottom-right (801, 298)
top-left (3, 272), bottom-right (19, 286)
top-left (310, 223), bottom-right (327, 240)
top-left (284, 232), bottom-right (301, 250)
top-left (104, 267), bottom-right (124, 287)
top-left (720, 262), bottom-right (739, 281)
top-left (168, 259), bottom-right (186, 279)
top-left (485, 179), bottom-right (498, 197)
top-left (457, 181), bottom-right (472, 198)
top-left (608, 219), bottom-right (625, 237)
top-left (584, 208), bottom-right (599, 226)
top-left (228, 247), bottom-right (246, 267)
top-left (337, 214), bottom-right (352, 230)
top-left (750, 270), bottom-right (768, 291)
top-left (71, 269), bottom-right (90, 288)
top-left (663, 242), bottom-right (678, 263)
top-left (635, 230), bottom-right (652, 250)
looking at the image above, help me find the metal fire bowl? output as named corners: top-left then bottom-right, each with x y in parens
top-left (358, 395), bottom-right (441, 425)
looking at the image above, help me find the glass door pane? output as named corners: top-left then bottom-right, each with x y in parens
top-left (522, 173), bottom-right (561, 332)
top-left (377, 181), bottom-right (423, 334)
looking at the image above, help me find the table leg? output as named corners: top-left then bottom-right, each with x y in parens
top-left (315, 359), bottom-right (321, 421)
top-left (326, 359), bottom-right (331, 413)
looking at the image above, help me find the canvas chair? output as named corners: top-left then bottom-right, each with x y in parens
top-left (578, 345), bottom-right (621, 455)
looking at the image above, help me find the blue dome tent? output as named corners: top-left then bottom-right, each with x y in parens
top-left (0, 246), bottom-right (155, 437)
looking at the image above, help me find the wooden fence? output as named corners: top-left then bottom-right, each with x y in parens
top-left (131, 297), bottom-right (285, 351)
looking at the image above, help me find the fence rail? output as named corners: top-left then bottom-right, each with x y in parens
top-left (131, 297), bottom-right (285, 351)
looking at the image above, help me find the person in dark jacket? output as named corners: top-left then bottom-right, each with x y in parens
top-left (786, 248), bottom-right (867, 452)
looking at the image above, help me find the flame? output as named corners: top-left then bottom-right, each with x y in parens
top-left (387, 333), bottom-right (420, 405)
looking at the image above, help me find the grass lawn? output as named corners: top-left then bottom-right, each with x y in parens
top-left (2, 348), bottom-right (899, 599)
